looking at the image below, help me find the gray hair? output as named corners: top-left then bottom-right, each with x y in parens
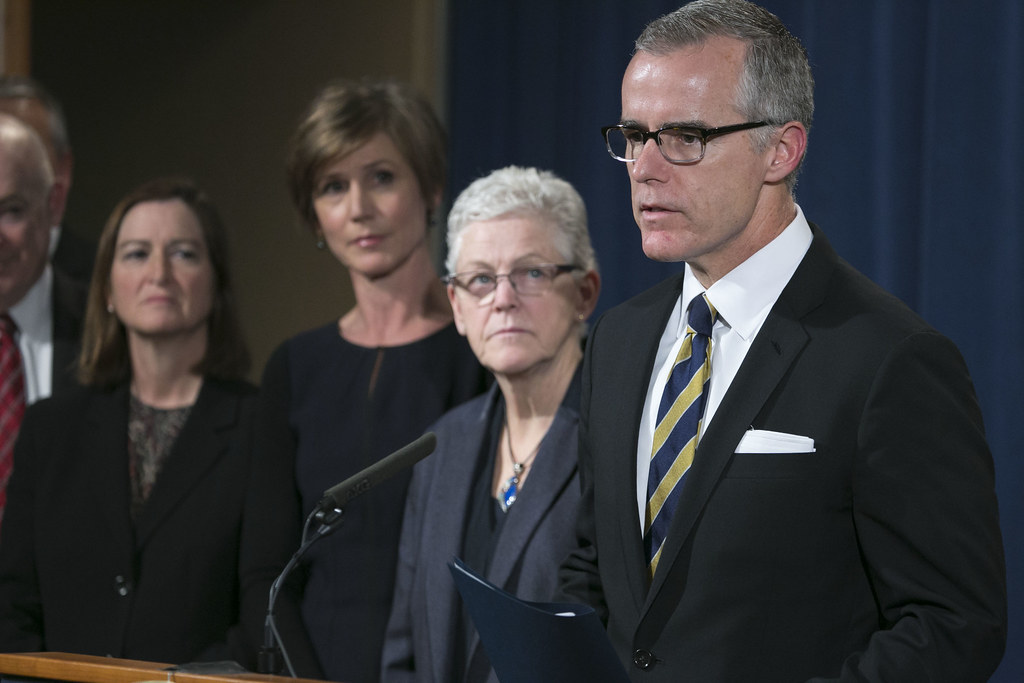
top-left (636, 0), bottom-right (814, 189)
top-left (0, 113), bottom-right (55, 194)
top-left (445, 166), bottom-right (598, 276)
top-left (0, 76), bottom-right (71, 159)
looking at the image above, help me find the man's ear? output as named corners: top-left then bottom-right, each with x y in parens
top-left (47, 179), bottom-right (69, 227)
top-left (764, 121), bottom-right (807, 184)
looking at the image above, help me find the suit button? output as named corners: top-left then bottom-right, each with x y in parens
top-left (114, 575), bottom-right (131, 597)
top-left (633, 649), bottom-right (655, 670)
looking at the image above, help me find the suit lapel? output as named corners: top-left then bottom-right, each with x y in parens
top-left (608, 274), bottom-right (686, 605)
top-left (425, 388), bottom-right (496, 682)
top-left (644, 228), bottom-right (835, 607)
top-left (464, 381), bottom-right (581, 672)
top-left (486, 406), bottom-right (579, 589)
top-left (50, 268), bottom-right (87, 394)
top-left (83, 385), bottom-right (135, 549)
top-left (133, 380), bottom-right (237, 548)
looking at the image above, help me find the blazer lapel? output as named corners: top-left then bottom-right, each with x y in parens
top-left (50, 268), bottom-right (87, 394)
top-left (425, 388), bottom-right (497, 682)
top-left (609, 274), bottom-right (686, 605)
top-left (644, 228), bottom-right (835, 607)
top-left (83, 385), bottom-right (135, 550)
top-left (486, 406), bottom-right (579, 589)
top-left (464, 383), bottom-right (581, 672)
top-left (133, 380), bottom-right (238, 547)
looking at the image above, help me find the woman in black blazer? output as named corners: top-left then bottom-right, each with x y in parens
top-left (0, 178), bottom-right (255, 665)
top-left (381, 166), bottom-right (601, 683)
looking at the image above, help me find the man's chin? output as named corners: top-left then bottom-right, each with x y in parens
top-left (640, 233), bottom-right (687, 263)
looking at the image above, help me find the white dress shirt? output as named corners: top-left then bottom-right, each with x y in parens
top-left (635, 206), bottom-right (814, 527)
top-left (9, 264), bottom-right (55, 405)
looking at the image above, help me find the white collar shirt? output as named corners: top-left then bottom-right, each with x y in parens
top-left (634, 206), bottom-right (814, 528)
top-left (9, 264), bottom-right (54, 405)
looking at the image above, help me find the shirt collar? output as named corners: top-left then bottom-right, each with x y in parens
top-left (679, 204), bottom-right (813, 340)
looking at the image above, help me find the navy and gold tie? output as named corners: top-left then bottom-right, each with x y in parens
top-left (644, 293), bottom-right (716, 578)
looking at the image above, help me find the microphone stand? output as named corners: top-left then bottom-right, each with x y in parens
top-left (256, 432), bottom-right (436, 676)
top-left (258, 505), bottom-right (345, 676)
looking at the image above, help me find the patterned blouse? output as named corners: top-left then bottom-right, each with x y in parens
top-left (127, 395), bottom-right (192, 521)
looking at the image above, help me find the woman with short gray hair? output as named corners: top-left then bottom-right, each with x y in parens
top-left (382, 166), bottom-right (600, 683)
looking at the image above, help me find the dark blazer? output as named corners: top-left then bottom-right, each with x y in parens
top-left (0, 377), bottom-right (257, 665)
top-left (382, 378), bottom-right (582, 683)
top-left (50, 265), bottom-right (87, 394)
top-left (559, 227), bottom-right (1006, 682)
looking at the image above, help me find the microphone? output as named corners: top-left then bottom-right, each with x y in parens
top-left (316, 431), bottom-right (437, 515)
top-left (259, 431), bottom-right (438, 676)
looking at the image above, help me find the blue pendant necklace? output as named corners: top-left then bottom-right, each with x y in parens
top-left (499, 414), bottom-right (540, 513)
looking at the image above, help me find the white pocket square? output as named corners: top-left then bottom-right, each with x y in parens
top-left (734, 429), bottom-right (815, 454)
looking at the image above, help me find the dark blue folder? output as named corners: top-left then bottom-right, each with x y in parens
top-left (449, 557), bottom-right (630, 682)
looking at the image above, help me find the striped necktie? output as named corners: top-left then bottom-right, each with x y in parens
top-left (0, 313), bottom-right (26, 532)
top-left (644, 293), bottom-right (716, 578)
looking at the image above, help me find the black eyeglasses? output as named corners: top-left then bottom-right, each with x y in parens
top-left (444, 263), bottom-right (579, 303)
top-left (601, 121), bottom-right (769, 164)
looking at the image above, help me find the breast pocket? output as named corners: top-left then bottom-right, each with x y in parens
top-left (724, 451), bottom-right (818, 479)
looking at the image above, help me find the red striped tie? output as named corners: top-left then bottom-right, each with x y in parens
top-left (0, 313), bottom-right (26, 532)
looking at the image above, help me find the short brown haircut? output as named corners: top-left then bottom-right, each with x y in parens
top-left (286, 78), bottom-right (447, 232)
top-left (78, 177), bottom-right (250, 387)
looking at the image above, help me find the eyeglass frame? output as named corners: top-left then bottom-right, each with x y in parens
top-left (601, 121), bottom-right (769, 164)
top-left (443, 263), bottom-right (581, 303)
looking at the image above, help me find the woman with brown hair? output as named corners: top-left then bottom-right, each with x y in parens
top-left (0, 177), bottom-right (255, 664)
top-left (241, 80), bottom-right (486, 682)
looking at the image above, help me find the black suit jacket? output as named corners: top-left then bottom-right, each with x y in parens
top-left (559, 227), bottom-right (1006, 682)
top-left (51, 226), bottom-right (96, 289)
top-left (50, 266), bottom-right (87, 394)
top-left (0, 377), bottom-right (257, 665)
top-left (381, 379), bottom-right (582, 683)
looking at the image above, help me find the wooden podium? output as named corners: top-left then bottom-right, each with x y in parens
top-left (0, 653), bottom-right (323, 683)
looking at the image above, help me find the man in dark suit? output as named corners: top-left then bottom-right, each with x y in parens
top-left (0, 114), bottom-right (86, 529)
top-left (0, 76), bottom-right (96, 285)
top-left (558, 1), bottom-right (1007, 681)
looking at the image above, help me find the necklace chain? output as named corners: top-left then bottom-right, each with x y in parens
top-left (505, 415), bottom-right (541, 471)
top-left (499, 412), bottom-right (541, 512)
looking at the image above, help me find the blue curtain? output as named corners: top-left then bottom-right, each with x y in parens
top-left (448, 1), bottom-right (1023, 680)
